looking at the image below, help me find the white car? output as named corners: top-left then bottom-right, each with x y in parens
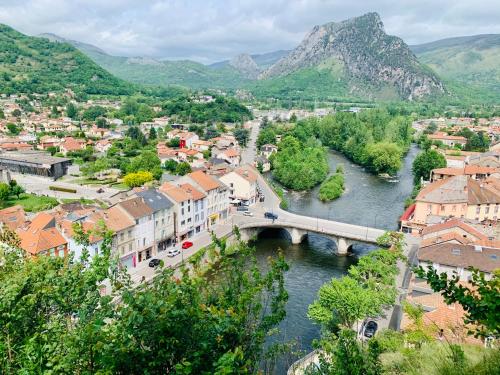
top-left (243, 211), bottom-right (253, 216)
top-left (167, 248), bottom-right (180, 257)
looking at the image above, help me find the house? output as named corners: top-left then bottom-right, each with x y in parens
top-left (183, 170), bottom-right (229, 228)
top-left (219, 165), bottom-right (259, 205)
top-left (86, 125), bottom-right (110, 139)
top-left (103, 206), bottom-right (136, 269)
top-left (218, 148), bottom-right (241, 167)
top-left (255, 156), bottom-right (271, 172)
top-left (59, 212), bottom-right (104, 261)
top-left (401, 278), bottom-right (481, 345)
top-left (417, 242), bottom-right (499, 281)
top-left (0, 205), bottom-right (26, 230)
top-left (406, 175), bottom-right (500, 232)
top-left (419, 218), bottom-right (500, 248)
top-left (178, 131), bottom-right (199, 149)
top-left (428, 132), bottom-right (467, 147)
top-left (192, 139), bottom-right (211, 152)
top-left (135, 188), bottom-right (176, 253)
top-left (115, 197), bottom-right (155, 264)
top-left (176, 148), bottom-right (203, 162)
top-left (16, 212), bottom-right (68, 257)
top-left (95, 139), bottom-right (112, 153)
top-left (430, 166), bottom-right (499, 182)
top-left (260, 144), bottom-right (278, 159)
top-left (60, 137), bottom-right (86, 155)
top-left (160, 182), bottom-right (207, 241)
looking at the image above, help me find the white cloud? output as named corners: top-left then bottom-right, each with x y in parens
top-left (0, 0), bottom-right (498, 63)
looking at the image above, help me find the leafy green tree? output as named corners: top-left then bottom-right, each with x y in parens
top-left (96, 117), bottom-right (107, 128)
top-left (11, 108), bottom-right (21, 117)
top-left (82, 105), bottom-right (106, 121)
top-left (412, 149), bottom-right (447, 183)
top-left (126, 126), bottom-right (147, 146)
top-left (8, 180), bottom-right (24, 199)
top-left (465, 131), bottom-right (490, 152)
top-left (272, 135), bottom-right (329, 190)
top-left (66, 102), bottom-right (78, 119)
top-left (0, 183), bottom-right (10, 201)
top-left (6, 122), bottom-right (20, 135)
top-left (127, 151), bottom-right (162, 179)
top-left (46, 145), bottom-right (59, 155)
top-left (149, 126), bottom-right (157, 140)
top-left (308, 275), bottom-right (381, 331)
top-left (164, 159), bottom-right (178, 173)
top-left (175, 161), bottom-right (192, 176)
top-left (234, 127), bottom-right (249, 146)
top-left (167, 137), bottom-right (180, 147)
top-left (365, 142), bottom-right (403, 175)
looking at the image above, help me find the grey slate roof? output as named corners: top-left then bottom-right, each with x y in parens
top-left (136, 189), bottom-right (174, 212)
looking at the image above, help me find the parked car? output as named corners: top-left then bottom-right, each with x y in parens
top-left (243, 211), bottom-right (253, 216)
top-left (264, 212), bottom-right (278, 220)
top-left (363, 320), bottom-right (378, 338)
top-left (182, 241), bottom-right (193, 249)
top-left (167, 248), bottom-right (180, 257)
top-left (148, 258), bottom-right (161, 268)
top-left (236, 206), bottom-right (249, 212)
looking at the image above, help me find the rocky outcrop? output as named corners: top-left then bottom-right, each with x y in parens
top-left (229, 53), bottom-right (260, 79)
top-left (260, 12), bottom-right (445, 100)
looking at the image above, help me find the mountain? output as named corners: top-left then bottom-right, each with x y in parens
top-left (209, 50), bottom-right (290, 70)
top-left (411, 34), bottom-right (500, 102)
top-left (0, 25), bottom-right (133, 95)
top-left (259, 12), bottom-right (444, 100)
top-left (229, 54), bottom-right (260, 79)
top-left (44, 33), bottom-right (249, 90)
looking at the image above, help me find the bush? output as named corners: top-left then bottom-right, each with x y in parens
top-left (318, 172), bottom-right (345, 201)
top-left (375, 329), bottom-right (405, 353)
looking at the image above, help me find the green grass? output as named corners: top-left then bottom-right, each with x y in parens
top-left (381, 340), bottom-right (498, 375)
top-left (0, 193), bottom-right (58, 212)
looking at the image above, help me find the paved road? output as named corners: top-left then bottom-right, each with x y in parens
top-left (240, 119), bottom-right (260, 165)
top-left (12, 173), bottom-right (120, 202)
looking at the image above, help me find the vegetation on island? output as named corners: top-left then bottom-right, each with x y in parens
top-left (271, 135), bottom-right (329, 190)
top-left (318, 166), bottom-right (345, 202)
top-left (0, 226), bottom-right (289, 373)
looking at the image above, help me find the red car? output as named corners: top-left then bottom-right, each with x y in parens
top-left (182, 241), bottom-right (193, 249)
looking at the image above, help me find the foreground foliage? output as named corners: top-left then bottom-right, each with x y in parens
top-left (0, 227), bottom-right (289, 374)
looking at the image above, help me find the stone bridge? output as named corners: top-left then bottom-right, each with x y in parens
top-left (232, 212), bottom-right (385, 255)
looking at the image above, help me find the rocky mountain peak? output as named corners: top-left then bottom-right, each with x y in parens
top-left (229, 53), bottom-right (260, 79)
top-left (260, 12), bottom-right (445, 100)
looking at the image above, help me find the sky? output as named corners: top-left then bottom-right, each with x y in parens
top-left (0, 0), bottom-right (499, 63)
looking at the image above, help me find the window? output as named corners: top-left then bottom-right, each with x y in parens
top-left (476, 206), bottom-right (481, 214)
top-left (181, 208), bottom-right (184, 215)
top-left (129, 243), bottom-right (132, 252)
top-left (143, 238), bottom-right (146, 246)
top-left (440, 205), bottom-right (445, 211)
top-left (495, 205), bottom-right (499, 213)
top-left (452, 205), bottom-right (456, 212)
top-left (128, 230), bottom-right (132, 239)
top-left (188, 205), bottom-right (191, 212)
top-left (485, 206), bottom-right (490, 214)
top-left (187, 218), bottom-right (192, 223)
top-left (181, 220), bottom-right (185, 225)
top-left (452, 249), bottom-right (461, 255)
top-left (120, 233), bottom-right (124, 241)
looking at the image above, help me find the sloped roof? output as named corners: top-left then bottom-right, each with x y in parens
top-left (136, 188), bottom-right (174, 212)
top-left (117, 197), bottom-right (153, 219)
top-left (188, 170), bottom-right (221, 191)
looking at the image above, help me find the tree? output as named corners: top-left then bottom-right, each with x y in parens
top-left (365, 142), bottom-right (402, 175)
top-left (66, 102), bottom-right (78, 119)
top-left (308, 276), bottom-right (381, 331)
top-left (12, 108), bottom-right (21, 117)
top-left (412, 149), bottom-right (446, 184)
top-left (234, 127), bottom-right (249, 147)
top-left (164, 159), bottom-right (178, 173)
top-left (0, 228), bottom-right (288, 373)
top-left (127, 151), bottom-right (162, 179)
top-left (167, 137), bottom-right (180, 148)
top-left (6, 122), bottom-right (20, 135)
top-left (126, 126), bottom-right (147, 146)
top-left (149, 126), bottom-right (157, 140)
top-left (96, 117), bottom-right (108, 128)
top-left (175, 161), bottom-right (192, 176)
top-left (8, 180), bottom-right (24, 199)
top-left (0, 183), bottom-right (10, 201)
top-left (415, 267), bottom-right (500, 337)
top-left (46, 146), bottom-right (59, 155)
top-left (123, 171), bottom-right (154, 187)
top-left (83, 106), bottom-right (107, 121)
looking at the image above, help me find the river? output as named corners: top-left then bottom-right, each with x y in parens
top-left (253, 145), bottom-right (418, 374)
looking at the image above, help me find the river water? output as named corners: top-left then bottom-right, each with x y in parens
top-left (253, 145), bottom-right (418, 373)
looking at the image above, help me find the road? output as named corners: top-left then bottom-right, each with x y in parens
top-left (240, 119), bottom-right (260, 165)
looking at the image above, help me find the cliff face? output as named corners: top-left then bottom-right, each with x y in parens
top-left (261, 12), bottom-right (445, 99)
top-left (229, 53), bottom-right (260, 79)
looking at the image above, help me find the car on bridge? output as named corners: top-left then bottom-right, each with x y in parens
top-left (264, 212), bottom-right (278, 220)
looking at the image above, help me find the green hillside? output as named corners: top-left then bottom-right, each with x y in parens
top-left (412, 34), bottom-right (500, 103)
top-left (0, 24), bottom-right (133, 95)
top-left (77, 48), bottom-right (249, 90)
